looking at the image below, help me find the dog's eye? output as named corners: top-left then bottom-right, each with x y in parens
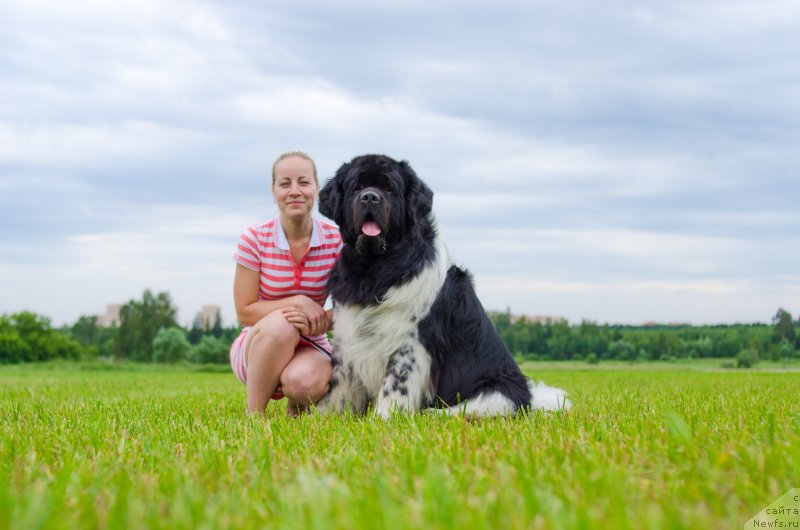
top-left (383, 185), bottom-right (393, 193)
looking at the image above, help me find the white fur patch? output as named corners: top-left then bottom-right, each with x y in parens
top-left (528, 380), bottom-right (572, 411)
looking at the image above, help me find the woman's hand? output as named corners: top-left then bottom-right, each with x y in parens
top-left (281, 307), bottom-right (311, 336)
top-left (286, 295), bottom-right (328, 336)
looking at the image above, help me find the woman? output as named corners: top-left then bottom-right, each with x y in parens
top-left (229, 151), bottom-right (342, 415)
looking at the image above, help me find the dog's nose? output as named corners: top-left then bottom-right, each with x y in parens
top-left (360, 190), bottom-right (381, 205)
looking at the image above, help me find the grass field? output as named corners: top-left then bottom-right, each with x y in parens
top-left (1, 361), bottom-right (798, 529)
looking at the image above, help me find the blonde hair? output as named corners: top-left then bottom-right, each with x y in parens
top-left (271, 151), bottom-right (318, 187)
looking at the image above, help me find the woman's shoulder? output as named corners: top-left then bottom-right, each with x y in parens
top-left (315, 217), bottom-right (342, 241)
top-left (238, 217), bottom-right (279, 245)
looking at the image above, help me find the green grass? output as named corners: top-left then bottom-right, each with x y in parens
top-left (1, 362), bottom-right (798, 529)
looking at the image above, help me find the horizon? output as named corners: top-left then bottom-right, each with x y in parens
top-left (11, 297), bottom-right (789, 330)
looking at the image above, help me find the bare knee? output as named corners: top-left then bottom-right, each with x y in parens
top-left (281, 360), bottom-right (332, 404)
top-left (247, 311), bottom-right (300, 358)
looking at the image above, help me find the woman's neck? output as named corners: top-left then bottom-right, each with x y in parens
top-left (280, 214), bottom-right (313, 242)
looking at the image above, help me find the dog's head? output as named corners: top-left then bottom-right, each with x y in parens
top-left (319, 154), bottom-right (433, 256)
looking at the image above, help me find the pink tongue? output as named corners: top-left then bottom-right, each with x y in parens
top-left (362, 221), bottom-right (382, 237)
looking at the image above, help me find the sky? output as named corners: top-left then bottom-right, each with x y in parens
top-left (1, 0), bottom-right (799, 327)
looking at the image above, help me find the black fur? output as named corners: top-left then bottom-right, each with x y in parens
top-left (419, 267), bottom-right (531, 409)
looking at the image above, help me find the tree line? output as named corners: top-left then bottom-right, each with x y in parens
top-left (1, 290), bottom-right (798, 366)
top-left (489, 308), bottom-right (799, 366)
top-left (0, 290), bottom-right (240, 365)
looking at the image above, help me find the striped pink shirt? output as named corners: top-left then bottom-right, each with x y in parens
top-left (233, 217), bottom-right (342, 306)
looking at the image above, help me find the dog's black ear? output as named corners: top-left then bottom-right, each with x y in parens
top-left (400, 160), bottom-right (433, 223)
top-left (318, 165), bottom-right (346, 225)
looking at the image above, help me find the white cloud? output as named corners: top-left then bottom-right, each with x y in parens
top-left (0, 121), bottom-right (213, 167)
top-left (474, 273), bottom-right (794, 325)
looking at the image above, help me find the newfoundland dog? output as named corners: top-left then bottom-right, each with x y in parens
top-left (315, 154), bottom-right (570, 417)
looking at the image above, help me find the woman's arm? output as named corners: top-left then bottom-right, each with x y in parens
top-left (233, 264), bottom-right (328, 333)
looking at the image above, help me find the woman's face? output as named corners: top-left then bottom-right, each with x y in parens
top-left (272, 156), bottom-right (318, 221)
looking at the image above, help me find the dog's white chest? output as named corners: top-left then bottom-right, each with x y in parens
top-left (332, 248), bottom-right (449, 396)
top-left (332, 301), bottom-right (420, 395)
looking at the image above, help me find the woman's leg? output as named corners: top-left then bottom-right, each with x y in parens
top-left (244, 310), bottom-right (300, 414)
top-left (280, 347), bottom-right (333, 416)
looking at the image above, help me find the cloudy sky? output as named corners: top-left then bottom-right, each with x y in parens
top-left (1, 0), bottom-right (798, 327)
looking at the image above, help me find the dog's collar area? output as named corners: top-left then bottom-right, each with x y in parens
top-left (356, 234), bottom-right (387, 256)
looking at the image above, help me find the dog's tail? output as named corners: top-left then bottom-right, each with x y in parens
top-left (528, 380), bottom-right (572, 411)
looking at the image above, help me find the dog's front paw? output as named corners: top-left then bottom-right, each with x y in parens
top-left (376, 408), bottom-right (393, 420)
top-left (313, 393), bottom-right (334, 414)
top-left (374, 400), bottom-right (416, 419)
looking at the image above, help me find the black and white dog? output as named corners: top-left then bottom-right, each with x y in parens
top-left (316, 154), bottom-right (570, 418)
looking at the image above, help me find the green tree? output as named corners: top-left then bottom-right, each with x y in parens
top-left (512, 317), bottom-right (532, 357)
top-left (39, 331), bottom-right (82, 361)
top-left (0, 312), bottom-right (81, 362)
top-left (685, 336), bottom-right (713, 359)
top-left (211, 308), bottom-right (223, 338)
top-left (736, 348), bottom-right (759, 368)
top-left (219, 323), bottom-right (242, 347)
top-left (191, 335), bottom-right (229, 364)
top-left (607, 340), bottom-right (637, 361)
top-left (11, 312), bottom-right (50, 361)
top-left (773, 308), bottom-right (795, 343)
top-left (576, 321), bottom-right (609, 359)
top-left (70, 315), bottom-right (119, 359)
top-left (713, 329), bottom-right (741, 358)
top-left (532, 322), bottom-right (549, 353)
top-left (71, 315), bottom-right (99, 347)
top-left (0, 318), bottom-right (31, 363)
top-left (187, 313), bottom-right (204, 345)
top-left (545, 319), bottom-right (572, 360)
top-left (778, 340), bottom-right (797, 361)
top-left (152, 327), bottom-right (191, 363)
top-left (114, 290), bottom-right (178, 361)
top-left (649, 331), bottom-right (681, 360)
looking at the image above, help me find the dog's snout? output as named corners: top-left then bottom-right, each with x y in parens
top-left (359, 190), bottom-right (381, 205)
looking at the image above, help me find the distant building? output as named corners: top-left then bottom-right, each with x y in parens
top-left (97, 304), bottom-right (121, 327)
top-left (198, 304), bottom-right (221, 331)
top-left (509, 314), bottom-right (565, 325)
top-left (641, 321), bottom-right (691, 328)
